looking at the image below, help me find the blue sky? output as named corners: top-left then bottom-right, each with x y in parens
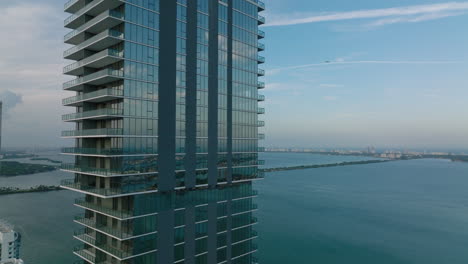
top-left (262, 0), bottom-right (468, 149)
top-left (1, 0), bottom-right (468, 150)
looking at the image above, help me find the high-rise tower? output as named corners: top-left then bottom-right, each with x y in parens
top-left (0, 221), bottom-right (23, 264)
top-left (60, 0), bottom-right (265, 263)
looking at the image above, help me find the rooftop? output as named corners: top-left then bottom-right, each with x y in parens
top-left (0, 220), bottom-right (14, 233)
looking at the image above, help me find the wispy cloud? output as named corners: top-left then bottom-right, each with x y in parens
top-left (266, 2), bottom-right (468, 27)
top-left (269, 60), bottom-right (463, 75)
top-left (320, 84), bottom-right (344, 88)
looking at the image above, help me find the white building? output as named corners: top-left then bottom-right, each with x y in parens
top-left (0, 221), bottom-right (23, 264)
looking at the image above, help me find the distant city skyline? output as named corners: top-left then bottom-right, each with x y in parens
top-left (2, 0), bottom-right (468, 149)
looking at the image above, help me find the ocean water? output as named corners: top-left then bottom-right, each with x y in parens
top-left (255, 158), bottom-right (468, 264)
top-left (1, 153), bottom-right (468, 263)
top-left (0, 191), bottom-right (81, 263)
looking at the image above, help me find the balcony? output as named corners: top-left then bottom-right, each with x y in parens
top-left (62, 108), bottom-right (123, 122)
top-left (61, 147), bottom-right (157, 157)
top-left (233, 173), bottom-right (264, 183)
top-left (61, 164), bottom-right (158, 177)
top-left (74, 215), bottom-right (158, 240)
top-left (65, 10), bottom-right (124, 45)
top-left (64, 49), bottom-right (124, 76)
top-left (64, 29), bottom-right (124, 61)
top-left (257, 120), bottom-right (265, 127)
top-left (257, 68), bottom-right (265, 76)
top-left (61, 179), bottom-right (158, 198)
top-left (74, 245), bottom-right (101, 263)
top-left (257, 55), bottom-right (265, 64)
top-left (63, 69), bottom-right (124, 91)
top-left (258, 15), bottom-right (265, 25)
top-left (232, 204), bottom-right (259, 216)
top-left (64, 0), bottom-right (85, 13)
top-left (62, 128), bottom-right (123, 138)
top-left (63, 88), bottom-right (123, 106)
top-left (65, 0), bottom-right (124, 29)
top-left (257, 82), bottom-right (265, 89)
top-left (74, 198), bottom-right (137, 220)
top-left (257, 94), bottom-right (265, 102)
top-left (258, 42), bottom-right (265, 51)
top-left (258, 160), bottom-right (265, 165)
top-left (258, 133), bottom-right (265, 140)
top-left (257, 0), bottom-right (265, 11)
top-left (74, 229), bottom-right (158, 260)
top-left (258, 30), bottom-right (265, 39)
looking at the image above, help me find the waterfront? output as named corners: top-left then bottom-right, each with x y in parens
top-left (2, 153), bottom-right (468, 263)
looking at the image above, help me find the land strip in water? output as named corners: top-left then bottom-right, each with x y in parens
top-left (0, 185), bottom-right (62, 195)
top-left (30, 157), bottom-right (62, 164)
top-left (0, 161), bottom-right (58, 176)
top-left (262, 159), bottom-right (393, 172)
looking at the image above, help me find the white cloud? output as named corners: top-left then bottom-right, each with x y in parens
top-left (0, 2), bottom-right (68, 148)
top-left (266, 2), bottom-right (468, 27)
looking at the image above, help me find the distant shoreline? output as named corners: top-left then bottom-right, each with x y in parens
top-left (262, 159), bottom-right (393, 172)
top-left (264, 151), bottom-right (468, 163)
top-left (0, 185), bottom-right (62, 196)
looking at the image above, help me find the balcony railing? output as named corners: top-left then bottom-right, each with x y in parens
top-left (258, 160), bottom-right (265, 165)
top-left (258, 133), bottom-right (265, 140)
top-left (258, 30), bottom-right (265, 39)
top-left (257, 0), bottom-right (265, 10)
top-left (257, 94), bottom-right (265, 101)
top-left (63, 69), bottom-right (124, 90)
top-left (63, 49), bottom-right (123, 74)
top-left (257, 82), bottom-right (265, 89)
top-left (62, 128), bottom-right (123, 137)
top-left (63, 88), bottom-right (123, 106)
top-left (64, 0), bottom-right (80, 12)
top-left (258, 15), bottom-right (265, 24)
top-left (61, 164), bottom-right (158, 177)
top-left (258, 42), bottom-right (265, 50)
top-left (65, 10), bottom-right (123, 43)
top-left (65, 0), bottom-right (117, 27)
top-left (74, 215), bottom-right (158, 240)
top-left (257, 68), bottom-right (265, 76)
top-left (257, 120), bottom-right (265, 127)
top-left (75, 198), bottom-right (135, 219)
top-left (258, 147), bottom-right (265, 152)
top-left (231, 204), bottom-right (259, 216)
top-left (257, 55), bottom-right (265, 64)
top-left (74, 245), bottom-right (101, 263)
top-left (61, 179), bottom-right (158, 197)
top-left (64, 29), bottom-right (123, 59)
top-left (62, 108), bottom-right (123, 121)
top-left (61, 147), bottom-right (157, 156)
top-left (74, 229), bottom-right (157, 260)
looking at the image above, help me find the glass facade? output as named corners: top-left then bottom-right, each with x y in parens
top-left (61, 0), bottom-right (264, 263)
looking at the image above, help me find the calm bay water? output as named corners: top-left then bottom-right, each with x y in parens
top-left (1, 152), bottom-right (468, 263)
top-left (255, 158), bottom-right (468, 264)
